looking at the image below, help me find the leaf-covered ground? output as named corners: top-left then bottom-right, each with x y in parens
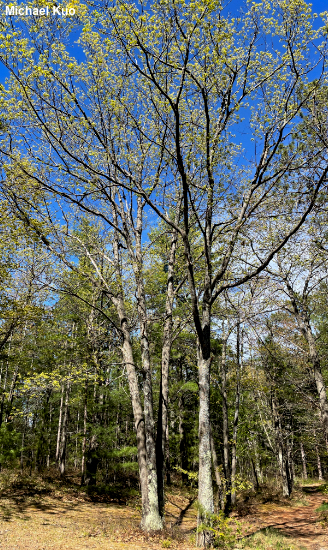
top-left (240, 483), bottom-right (328, 550)
top-left (0, 474), bottom-right (327, 549)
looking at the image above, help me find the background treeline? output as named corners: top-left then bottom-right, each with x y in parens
top-left (1, 212), bottom-right (328, 502)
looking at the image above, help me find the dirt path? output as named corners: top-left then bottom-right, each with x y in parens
top-left (244, 485), bottom-right (328, 549)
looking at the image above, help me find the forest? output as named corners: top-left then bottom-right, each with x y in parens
top-left (0, 0), bottom-right (328, 548)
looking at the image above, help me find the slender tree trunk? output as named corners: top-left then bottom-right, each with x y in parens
top-left (273, 399), bottom-right (291, 497)
top-left (210, 426), bottom-right (224, 511)
top-left (75, 411), bottom-right (79, 469)
top-left (20, 419), bottom-right (26, 472)
top-left (120, 312), bottom-right (162, 530)
top-left (231, 323), bottom-right (242, 506)
top-left (156, 219), bottom-right (178, 516)
top-left (47, 403), bottom-right (52, 470)
top-left (110, 195), bottom-right (162, 531)
top-left (221, 336), bottom-right (231, 514)
top-left (85, 434), bottom-right (99, 485)
top-left (59, 380), bottom-right (70, 476)
top-left (300, 442), bottom-right (307, 480)
top-left (315, 441), bottom-right (323, 481)
top-left (0, 344), bottom-right (9, 429)
top-left (56, 384), bottom-right (64, 463)
top-left (81, 388), bottom-right (88, 485)
top-left (253, 441), bottom-right (263, 485)
top-left (178, 388), bottom-right (187, 479)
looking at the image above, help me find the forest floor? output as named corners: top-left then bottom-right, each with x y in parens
top-left (0, 473), bottom-right (327, 549)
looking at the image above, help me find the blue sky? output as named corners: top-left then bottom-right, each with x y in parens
top-left (0, 0), bottom-right (326, 83)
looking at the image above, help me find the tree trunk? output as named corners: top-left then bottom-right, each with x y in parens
top-left (196, 337), bottom-right (214, 547)
top-left (56, 384), bottom-right (65, 463)
top-left (315, 445), bottom-right (323, 481)
top-left (231, 323), bottom-right (241, 506)
top-left (133, 198), bottom-right (162, 529)
top-left (59, 380), bottom-right (70, 476)
top-left (300, 442), bottom-right (307, 480)
top-left (20, 419), bottom-right (26, 472)
top-left (221, 337), bottom-right (231, 514)
top-left (0, 344), bottom-right (9, 429)
top-left (74, 411), bottom-right (79, 469)
top-left (273, 405), bottom-right (292, 497)
top-left (81, 389), bottom-right (88, 485)
top-left (110, 198), bottom-right (162, 531)
top-left (210, 426), bottom-right (224, 511)
top-left (85, 434), bottom-right (99, 486)
top-left (156, 220), bottom-right (178, 516)
top-left (253, 440), bottom-right (263, 485)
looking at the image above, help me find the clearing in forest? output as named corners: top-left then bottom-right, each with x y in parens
top-left (0, 476), bottom-right (327, 550)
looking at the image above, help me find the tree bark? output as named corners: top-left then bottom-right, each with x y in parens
top-left (59, 380), bottom-right (70, 476)
top-left (85, 434), bottom-right (99, 485)
top-left (210, 426), bottom-right (224, 511)
top-left (300, 442), bottom-right (307, 480)
top-left (196, 344), bottom-right (214, 547)
top-left (231, 323), bottom-right (242, 506)
top-left (316, 446), bottom-right (323, 481)
top-left (81, 387), bottom-right (88, 485)
top-left (272, 398), bottom-right (292, 497)
top-left (133, 198), bottom-right (163, 529)
top-left (56, 384), bottom-right (65, 463)
top-left (221, 336), bottom-right (232, 514)
top-left (156, 218), bottom-right (179, 516)
top-left (111, 199), bottom-right (162, 531)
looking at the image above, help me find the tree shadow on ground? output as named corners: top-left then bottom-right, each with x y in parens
top-left (301, 484), bottom-right (325, 494)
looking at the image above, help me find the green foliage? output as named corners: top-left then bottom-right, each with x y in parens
top-left (161, 539), bottom-right (172, 548)
top-left (174, 466), bottom-right (198, 483)
top-left (0, 426), bottom-right (20, 467)
top-left (196, 505), bottom-right (242, 549)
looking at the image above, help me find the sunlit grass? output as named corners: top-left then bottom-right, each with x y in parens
top-left (235, 527), bottom-right (307, 550)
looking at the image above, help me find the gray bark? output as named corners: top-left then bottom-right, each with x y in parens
top-left (272, 398), bottom-right (292, 497)
top-left (196, 347), bottom-right (214, 547)
top-left (316, 446), bottom-right (323, 480)
top-left (221, 336), bottom-right (231, 513)
top-left (110, 206), bottom-right (162, 531)
top-left (81, 390), bottom-right (87, 484)
top-left (300, 442), bottom-right (307, 480)
top-left (59, 379), bottom-right (70, 476)
top-left (133, 198), bottom-right (162, 529)
top-left (56, 384), bottom-right (64, 463)
top-left (210, 426), bottom-right (224, 510)
top-left (231, 323), bottom-right (242, 506)
top-left (253, 441), bottom-right (263, 485)
top-left (157, 214), bottom-right (179, 515)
